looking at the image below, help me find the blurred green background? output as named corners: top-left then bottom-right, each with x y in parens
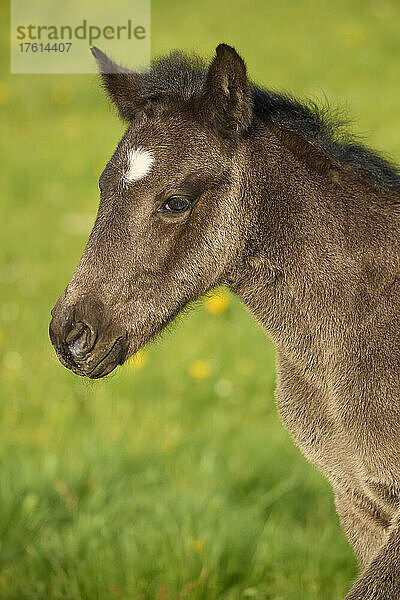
top-left (2, 0), bottom-right (400, 598)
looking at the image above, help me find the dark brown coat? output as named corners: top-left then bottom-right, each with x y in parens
top-left (50, 44), bottom-right (400, 599)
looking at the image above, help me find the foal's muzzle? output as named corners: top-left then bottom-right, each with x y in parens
top-left (49, 294), bottom-right (128, 379)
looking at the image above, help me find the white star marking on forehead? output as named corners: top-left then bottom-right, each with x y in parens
top-left (124, 147), bottom-right (154, 182)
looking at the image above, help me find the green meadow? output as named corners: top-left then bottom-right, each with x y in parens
top-left (2, 0), bottom-right (400, 598)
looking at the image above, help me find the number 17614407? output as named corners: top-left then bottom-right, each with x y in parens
top-left (19, 42), bottom-right (72, 52)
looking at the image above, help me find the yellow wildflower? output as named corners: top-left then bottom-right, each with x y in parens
top-left (204, 288), bottom-right (229, 314)
top-left (189, 359), bottom-right (211, 380)
top-left (127, 349), bottom-right (148, 370)
top-left (193, 539), bottom-right (203, 553)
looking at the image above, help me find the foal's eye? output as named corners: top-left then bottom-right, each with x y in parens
top-left (160, 197), bottom-right (191, 214)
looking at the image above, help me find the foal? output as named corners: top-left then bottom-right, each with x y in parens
top-left (50, 44), bottom-right (400, 599)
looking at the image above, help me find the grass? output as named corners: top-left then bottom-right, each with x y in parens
top-left (2, 0), bottom-right (400, 597)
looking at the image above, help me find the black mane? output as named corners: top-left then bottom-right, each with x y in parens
top-left (140, 51), bottom-right (400, 195)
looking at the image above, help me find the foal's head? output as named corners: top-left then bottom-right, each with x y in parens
top-left (49, 44), bottom-right (254, 378)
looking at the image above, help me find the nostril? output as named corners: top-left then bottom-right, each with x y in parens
top-left (66, 321), bottom-right (96, 360)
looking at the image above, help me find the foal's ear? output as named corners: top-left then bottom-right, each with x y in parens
top-left (202, 44), bottom-right (252, 137)
top-left (91, 46), bottom-right (143, 122)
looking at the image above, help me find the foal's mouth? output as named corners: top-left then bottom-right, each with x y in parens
top-left (84, 336), bottom-right (128, 379)
top-left (51, 328), bottom-right (129, 379)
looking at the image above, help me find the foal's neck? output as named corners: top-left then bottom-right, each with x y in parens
top-left (229, 125), bottom-right (398, 360)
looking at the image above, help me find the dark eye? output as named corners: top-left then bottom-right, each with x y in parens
top-left (160, 196), bottom-right (191, 214)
